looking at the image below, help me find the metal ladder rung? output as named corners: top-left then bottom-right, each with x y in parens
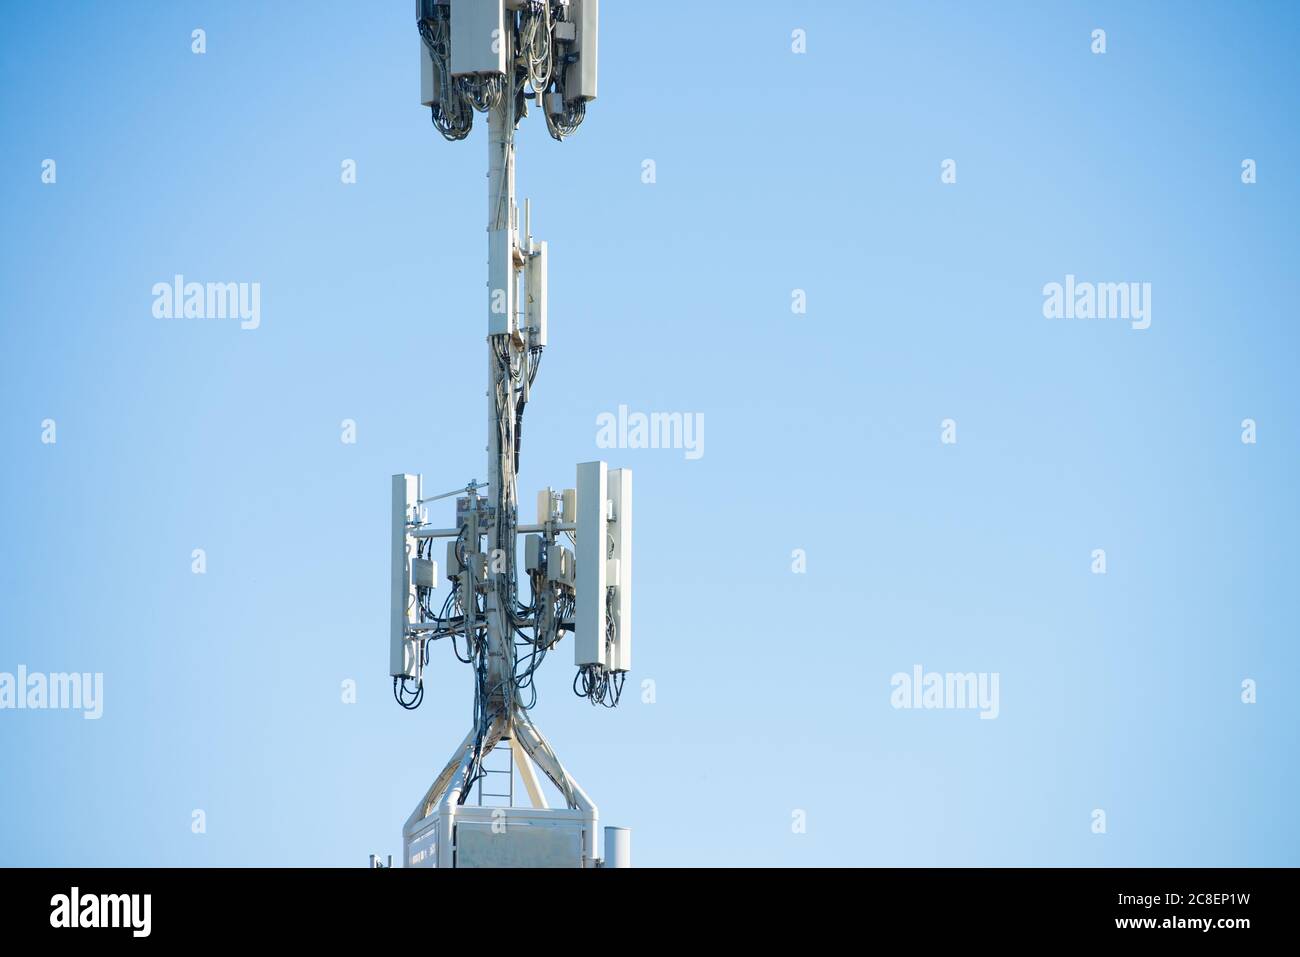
top-left (476, 743), bottom-right (515, 807)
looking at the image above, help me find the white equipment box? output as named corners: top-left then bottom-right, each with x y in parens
top-left (407, 806), bottom-right (591, 868)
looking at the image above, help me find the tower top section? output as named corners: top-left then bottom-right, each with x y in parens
top-left (418, 0), bottom-right (599, 142)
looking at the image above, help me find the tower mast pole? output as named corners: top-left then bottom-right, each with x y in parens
top-left (484, 22), bottom-right (517, 739)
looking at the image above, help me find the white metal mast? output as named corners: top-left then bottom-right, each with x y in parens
top-left (484, 75), bottom-right (515, 757)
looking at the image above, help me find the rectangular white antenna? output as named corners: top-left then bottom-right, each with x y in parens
top-left (525, 240), bottom-right (548, 347)
top-left (574, 460), bottom-right (607, 666)
top-left (566, 0), bottom-right (599, 102)
top-left (419, 38), bottom-right (438, 107)
top-left (391, 473), bottom-right (422, 679)
top-left (607, 467), bottom-right (631, 672)
top-left (451, 0), bottom-right (508, 77)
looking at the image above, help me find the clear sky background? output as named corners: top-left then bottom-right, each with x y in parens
top-left (2, 1), bottom-right (1297, 866)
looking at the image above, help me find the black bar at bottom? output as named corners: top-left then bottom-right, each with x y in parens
top-left (0, 866), bottom-right (1284, 943)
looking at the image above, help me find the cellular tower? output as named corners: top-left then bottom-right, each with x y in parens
top-left (389, 0), bottom-right (631, 868)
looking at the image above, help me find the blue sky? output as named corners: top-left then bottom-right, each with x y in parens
top-left (1, 1), bottom-right (1298, 866)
